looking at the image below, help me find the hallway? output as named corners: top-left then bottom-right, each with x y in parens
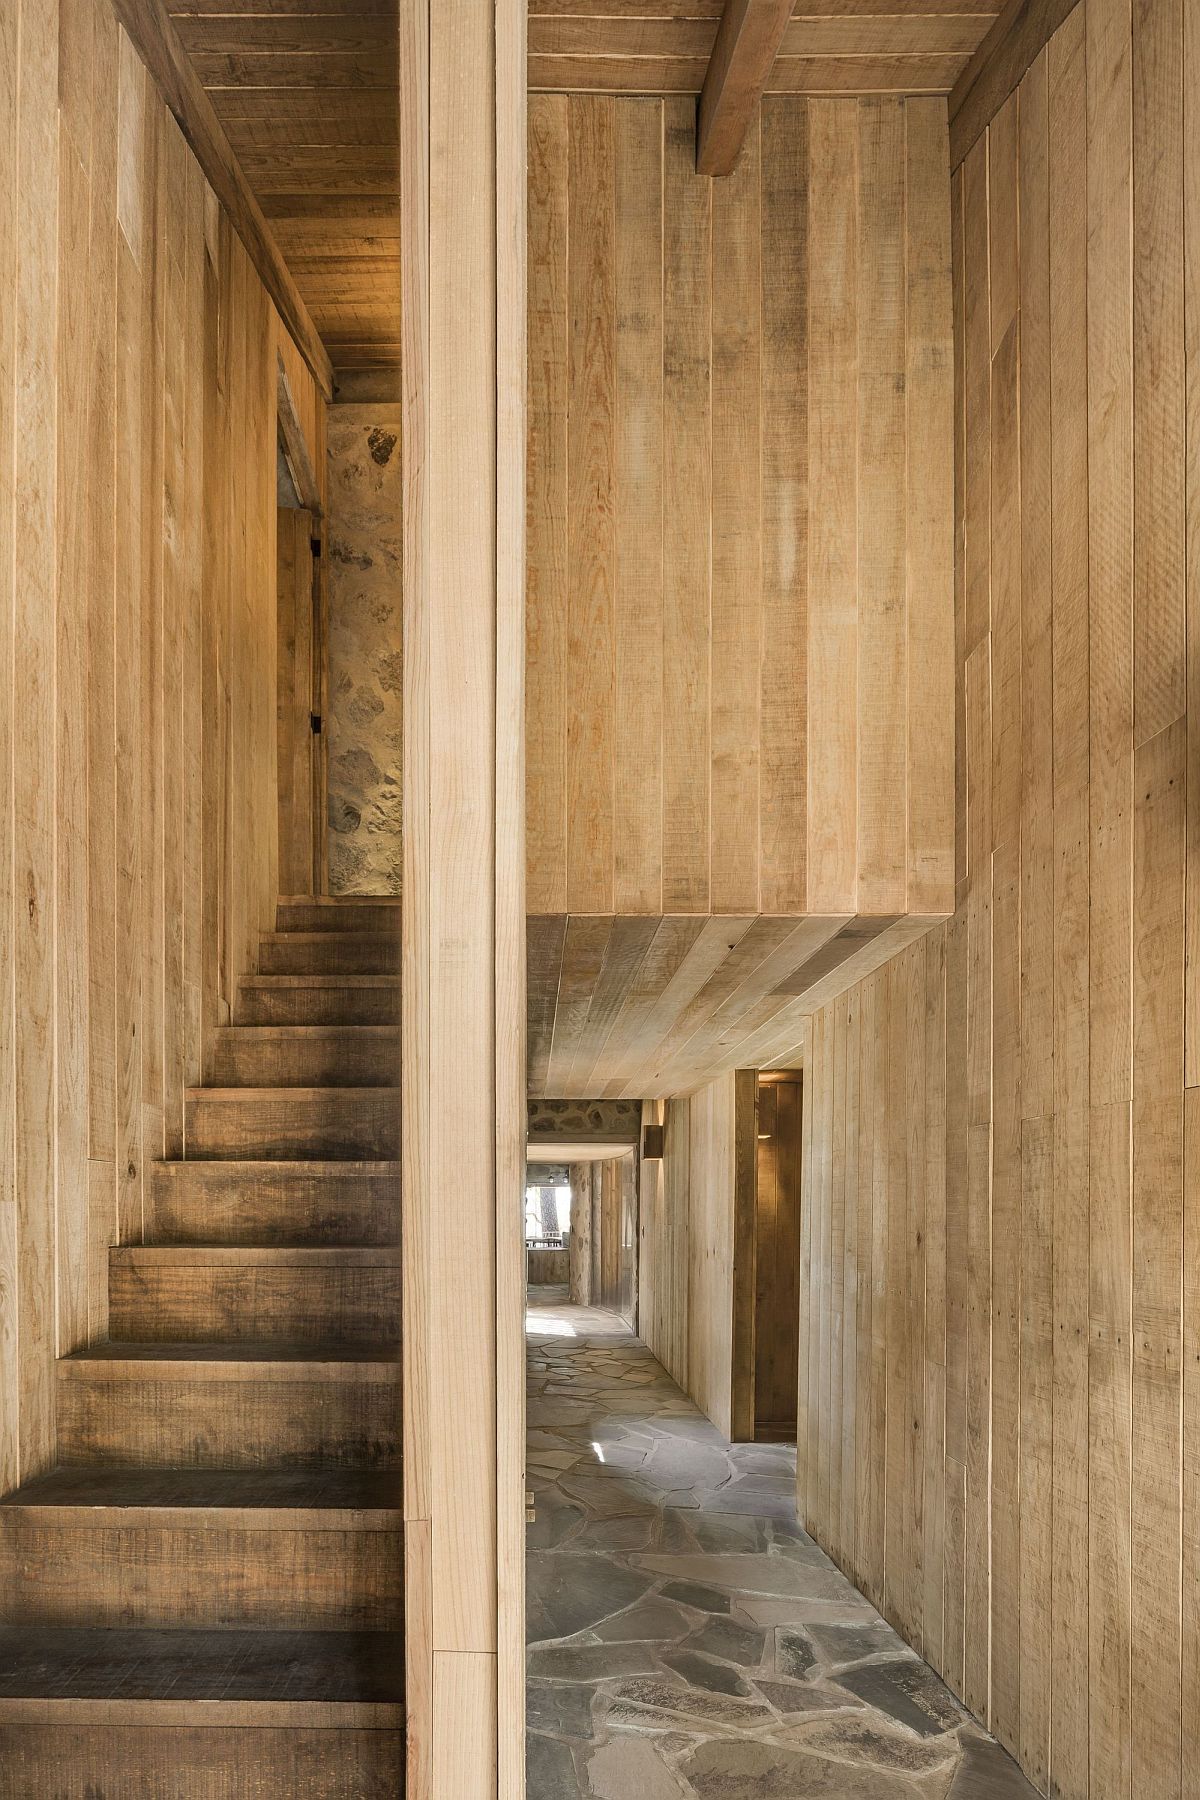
top-left (526, 1294), bottom-right (1038, 1800)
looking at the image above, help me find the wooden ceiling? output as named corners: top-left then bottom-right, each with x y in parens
top-left (528, 913), bottom-right (935, 1098)
top-left (169, 0), bottom-right (400, 392)
top-left (528, 0), bottom-right (1004, 95)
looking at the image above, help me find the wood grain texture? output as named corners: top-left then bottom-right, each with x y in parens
top-left (528, 0), bottom-right (998, 98)
top-left (166, 0), bottom-right (399, 384)
top-left (401, 0), bottom-right (526, 1786)
top-left (1, 0), bottom-right (304, 1494)
top-left (697, 0), bottom-right (794, 175)
top-left (784, 12), bottom-right (1198, 1797)
top-left (527, 94), bottom-right (955, 924)
top-left (113, 0), bottom-right (331, 393)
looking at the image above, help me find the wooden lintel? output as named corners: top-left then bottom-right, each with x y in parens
top-left (108, 0), bottom-right (334, 398)
top-left (696, 0), bottom-right (793, 177)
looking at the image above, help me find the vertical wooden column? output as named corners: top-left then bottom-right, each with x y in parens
top-left (400, 0), bottom-right (527, 1794)
top-left (568, 1162), bottom-right (593, 1304)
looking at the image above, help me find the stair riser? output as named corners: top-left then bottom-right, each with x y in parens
top-left (110, 1267), bottom-right (401, 1346)
top-left (0, 1726), bottom-right (403, 1799)
top-left (58, 1375), bottom-right (400, 1470)
top-left (0, 1526), bottom-right (402, 1632)
top-left (236, 986), bottom-right (399, 1026)
top-left (186, 1095), bottom-right (398, 1161)
top-left (150, 1166), bottom-right (398, 1247)
top-left (209, 1034), bottom-right (398, 1087)
top-left (258, 938), bottom-right (398, 976)
top-left (277, 902), bottom-right (399, 935)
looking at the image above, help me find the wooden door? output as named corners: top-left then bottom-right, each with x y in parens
top-left (754, 1075), bottom-right (803, 1441)
top-left (277, 506), bottom-right (319, 893)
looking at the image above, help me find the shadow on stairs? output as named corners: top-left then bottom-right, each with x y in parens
top-left (0, 895), bottom-right (404, 1798)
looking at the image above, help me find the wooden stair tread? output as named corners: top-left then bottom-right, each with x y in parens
top-left (1, 1466), bottom-right (399, 1518)
top-left (212, 1025), bottom-right (398, 1038)
top-left (0, 1627), bottom-right (404, 1706)
top-left (187, 1086), bottom-right (396, 1101)
top-left (157, 1158), bottom-right (399, 1174)
top-left (61, 1341), bottom-right (400, 1374)
top-left (276, 895), bottom-right (399, 905)
top-left (259, 932), bottom-right (395, 946)
top-left (240, 975), bottom-right (398, 988)
top-left (112, 1245), bottom-right (400, 1267)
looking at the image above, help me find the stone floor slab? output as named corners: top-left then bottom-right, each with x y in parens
top-left (525, 1292), bottom-right (1041, 1800)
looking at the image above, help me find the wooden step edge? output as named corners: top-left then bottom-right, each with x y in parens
top-left (260, 932), bottom-right (398, 945)
top-left (58, 1346), bottom-right (401, 1382)
top-left (186, 1087), bottom-right (398, 1102)
top-left (212, 1025), bottom-right (399, 1040)
top-left (111, 1245), bottom-right (402, 1268)
top-left (277, 895), bottom-right (400, 907)
top-left (239, 976), bottom-right (399, 989)
top-left (0, 1500), bottom-right (402, 1529)
top-left (0, 1698), bottom-right (405, 1727)
top-left (154, 1159), bottom-right (400, 1178)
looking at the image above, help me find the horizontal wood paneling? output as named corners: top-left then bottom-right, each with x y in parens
top-left (0, 0), bottom-right (307, 1492)
top-left (797, 11), bottom-right (1197, 1796)
top-left (527, 92), bottom-right (954, 923)
top-left (528, 0), bottom-right (1002, 94)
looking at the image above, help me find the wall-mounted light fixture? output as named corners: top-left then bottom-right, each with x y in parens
top-left (642, 1124), bottom-right (665, 1160)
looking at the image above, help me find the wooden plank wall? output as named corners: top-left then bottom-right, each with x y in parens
top-left (526, 91), bottom-right (954, 922)
top-left (0, 0), bottom-right (312, 1493)
top-left (640, 1072), bottom-right (755, 1438)
top-left (797, 4), bottom-right (1199, 1794)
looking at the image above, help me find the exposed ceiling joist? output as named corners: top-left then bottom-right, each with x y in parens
top-left (697, 0), bottom-right (794, 174)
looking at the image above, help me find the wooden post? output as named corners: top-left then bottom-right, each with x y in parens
top-left (400, 0), bottom-right (526, 1792)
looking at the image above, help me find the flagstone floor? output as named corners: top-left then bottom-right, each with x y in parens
top-left (526, 1290), bottom-right (1041, 1800)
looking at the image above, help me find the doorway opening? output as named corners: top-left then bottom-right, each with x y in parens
top-left (752, 1072), bottom-right (804, 1442)
top-left (732, 1069), bottom-right (804, 1444)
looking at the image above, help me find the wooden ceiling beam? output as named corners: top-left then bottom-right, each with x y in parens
top-left (108, 0), bottom-right (334, 396)
top-left (696, 0), bottom-right (794, 175)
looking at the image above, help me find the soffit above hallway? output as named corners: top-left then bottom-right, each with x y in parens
top-left (168, 0), bottom-right (400, 391)
top-left (528, 914), bottom-right (936, 1099)
top-left (528, 0), bottom-right (1004, 96)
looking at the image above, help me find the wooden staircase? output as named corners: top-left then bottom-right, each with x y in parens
top-left (0, 897), bottom-right (404, 1797)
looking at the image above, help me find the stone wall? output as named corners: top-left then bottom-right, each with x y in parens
top-left (325, 404), bottom-right (402, 893)
top-left (527, 1099), bottom-right (642, 1143)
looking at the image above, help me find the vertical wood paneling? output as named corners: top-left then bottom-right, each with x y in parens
top-left (710, 113), bottom-right (761, 915)
top-left (526, 96), bottom-right (568, 916)
top-left (855, 99), bottom-right (905, 916)
top-left (613, 98), bottom-right (663, 916)
top-left (1017, 50), bottom-right (1053, 1791)
top-left (662, 96), bottom-right (711, 913)
top-left (0, 0), bottom-right (20, 1498)
top-left (14, 0), bottom-right (60, 1484)
top-left (0, 0), bottom-right (309, 1489)
top-left (527, 93), bottom-right (955, 926)
top-left (567, 96), bottom-right (616, 916)
top-left (807, 100), bottom-right (858, 916)
top-left (794, 8), bottom-right (1198, 1798)
top-left (759, 100), bottom-right (807, 915)
top-left (906, 99), bottom-right (955, 919)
